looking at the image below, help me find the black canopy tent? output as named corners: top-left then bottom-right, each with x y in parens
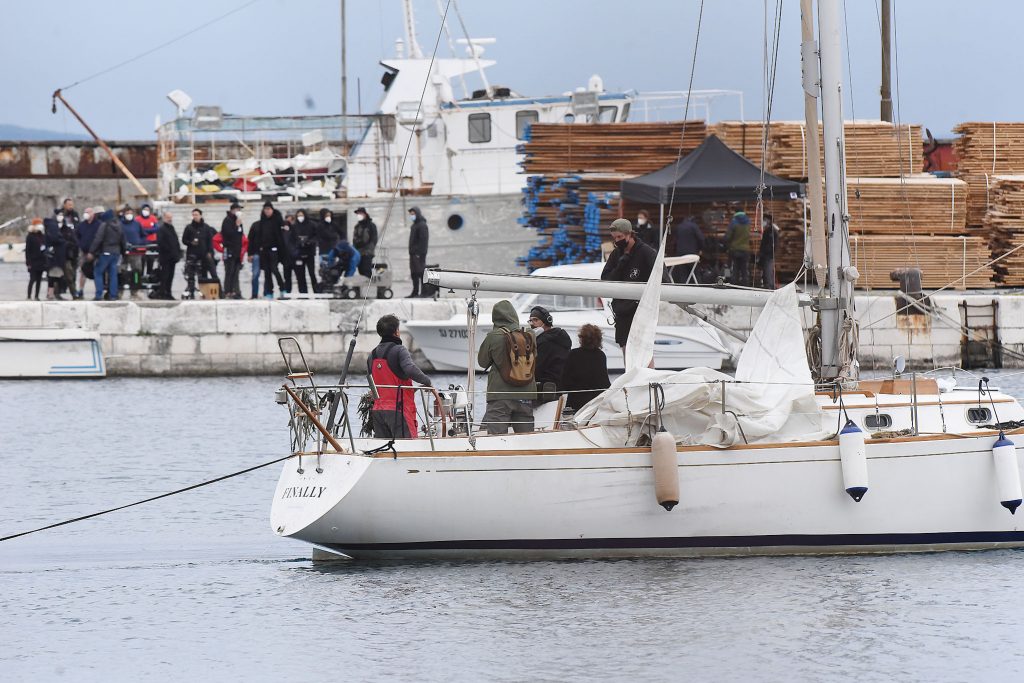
top-left (621, 134), bottom-right (804, 209)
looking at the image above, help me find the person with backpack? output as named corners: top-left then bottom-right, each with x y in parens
top-left (367, 314), bottom-right (432, 439)
top-left (477, 299), bottom-right (538, 434)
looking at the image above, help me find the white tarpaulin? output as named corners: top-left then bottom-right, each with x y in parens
top-left (575, 283), bottom-right (827, 447)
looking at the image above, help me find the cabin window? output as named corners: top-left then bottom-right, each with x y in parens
top-left (598, 106), bottom-right (618, 123)
top-left (864, 413), bottom-right (892, 430)
top-left (468, 113), bottom-right (492, 143)
top-left (516, 110), bottom-right (539, 140)
top-left (967, 407), bottom-right (992, 424)
top-left (620, 102), bottom-right (631, 122)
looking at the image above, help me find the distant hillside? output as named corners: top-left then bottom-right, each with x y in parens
top-left (0, 123), bottom-right (89, 141)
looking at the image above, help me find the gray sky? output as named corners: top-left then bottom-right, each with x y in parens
top-left (0, 0), bottom-right (1012, 140)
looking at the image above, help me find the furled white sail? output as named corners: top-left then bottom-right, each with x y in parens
top-left (623, 233), bottom-right (667, 372)
top-left (574, 284), bottom-right (828, 447)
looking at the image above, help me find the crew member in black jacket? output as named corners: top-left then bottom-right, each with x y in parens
top-left (352, 207), bottom-right (378, 278)
top-left (181, 208), bottom-right (220, 297)
top-left (600, 218), bottom-right (659, 353)
top-left (407, 206), bottom-right (429, 297)
top-left (293, 209), bottom-right (318, 292)
top-left (154, 211), bottom-right (182, 299)
top-left (247, 201), bottom-right (286, 298)
top-left (528, 305), bottom-right (572, 404)
top-left (220, 202), bottom-right (244, 298)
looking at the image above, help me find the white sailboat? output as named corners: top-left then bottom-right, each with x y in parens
top-left (269, 0), bottom-right (1024, 560)
top-left (0, 328), bottom-right (106, 379)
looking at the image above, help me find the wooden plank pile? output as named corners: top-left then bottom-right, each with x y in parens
top-left (519, 122), bottom-right (706, 175)
top-left (849, 235), bottom-right (992, 289)
top-left (844, 176), bottom-right (967, 235)
top-left (954, 122), bottom-right (1024, 227)
top-left (519, 174), bottom-right (626, 270)
top-left (982, 174), bottom-right (1024, 286)
top-left (709, 120), bottom-right (921, 180)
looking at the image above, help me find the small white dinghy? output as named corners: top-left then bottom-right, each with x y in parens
top-left (0, 328), bottom-right (106, 378)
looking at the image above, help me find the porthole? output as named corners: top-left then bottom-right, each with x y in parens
top-left (447, 214), bottom-right (464, 231)
top-left (864, 413), bottom-right (892, 430)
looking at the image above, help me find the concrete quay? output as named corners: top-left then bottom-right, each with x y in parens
top-left (1, 291), bottom-right (1022, 377)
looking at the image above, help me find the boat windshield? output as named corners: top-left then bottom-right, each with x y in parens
top-left (512, 293), bottom-right (600, 312)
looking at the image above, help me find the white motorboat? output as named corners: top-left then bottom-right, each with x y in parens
top-left (268, 0), bottom-right (1024, 560)
top-left (0, 328), bottom-right (105, 378)
top-left (403, 263), bottom-right (731, 372)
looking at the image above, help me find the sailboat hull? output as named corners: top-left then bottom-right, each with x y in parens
top-left (271, 433), bottom-right (1024, 560)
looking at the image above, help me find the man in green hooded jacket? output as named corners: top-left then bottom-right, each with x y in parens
top-left (477, 299), bottom-right (537, 434)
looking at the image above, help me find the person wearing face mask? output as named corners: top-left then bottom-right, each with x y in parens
top-left (25, 219), bottom-right (46, 300)
top-left (76, 207), bottom-right (102, 297)
top-left (56, 208), bottom-right (81, 298)
top-left (280, 213), bottom-right (302, 295)
top-left (293, 209), bottom-right (318, 293)
top-left (315, 208), bottom-right (340, 258)
top-left (407, 206), bottom-right (429, 298)
top-left (634, 209), bottom-right (659, 249)
top-left (352, 207), bottom-right (378, 279)
top-left (137, 203), bottom-right (159, 281)
top-left (119, 206), bottom-right (147, 296)
top-left (220, 202), bottom-right (244, 298)
top-left (43, 211), bottom-right (69, 300)
top-left (247, 201), bottom-right (286, 299)
top-left (600, 218), bottom-right (660, 354)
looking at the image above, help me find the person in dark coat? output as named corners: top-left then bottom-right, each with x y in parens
top-left (528, 305), bottom-right (572, 404)
top-left (352, 207), bottom-right (378, 279)
top-left (88, 213), bottom-right (127, 300)
top-left (600, 218), bottom-right (660, 352)
top-left (758, 213), bottom-right (780, 290)
top-left (25, 219), bottom-right (47, 300)
top-left (367, 314), bottom-right (432, 439)
top-left (407, 206), bottom-right (429, 297)
top-left (220, 202), bottom-right (245, 298)
top-left (181, 209), bottom-right (220, 297)
top-left (119, 207), bottom-right (147, 294)
top-left (634, 209), bottom-right (659, 249)
top-left (560, 324), bottom-right (612, 412)
top-left (54, 209), bottom-right (81, 298)
top-left (76, 207), bottom-right (103, 297)
top-left (293, 208), bottom-right (318, 293)
top-left (153, 211), bottom-right (183, 299)
top-left (671, 215), bottom-right (705, 283)
top-left (315, 208), bottom-right (340, 255)
top-left (247, 201), bottom-right (286, 298)
top-left (43, 213), bottom-right (68, 300)
top-left (280, 213), bottom-right (303, 295)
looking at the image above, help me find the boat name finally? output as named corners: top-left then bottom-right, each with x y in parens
top-left (279, 486), bottom-right (327, 500)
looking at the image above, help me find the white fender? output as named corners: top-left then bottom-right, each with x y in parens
top-left (651, 430), bottom-right (679, 511)
top-left (839, 420), bottom-right (868, 502)
top-left (992, 433), bottom-right (1022, 515)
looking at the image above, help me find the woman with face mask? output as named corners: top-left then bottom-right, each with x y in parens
top-left (293, 209), bottom-right (318, 293)
top-left (599, 218), bottom-right (661, 356)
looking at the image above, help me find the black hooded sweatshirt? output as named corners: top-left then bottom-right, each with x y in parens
top-left (535, 326), bottom-right (572, 387)
top-left (248, 208), bottom-right (285, 256)
top-left (408, 206), bottom-right (429, 256)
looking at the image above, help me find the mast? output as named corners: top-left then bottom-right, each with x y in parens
top-left (402, 0), bottom-right (424, 59)
top-left (880, 0), bottom-right (893, 122)
top-left (800, 0), bottom-right (827, 289)
top-left (816, 0), bottom-right (857, 381)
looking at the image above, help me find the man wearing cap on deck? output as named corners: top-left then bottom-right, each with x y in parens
top-left (600, 217), bottom-right (659, 355)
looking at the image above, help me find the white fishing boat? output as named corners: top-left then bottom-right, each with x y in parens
top-left (0, 328), bottom-right (105, 378)
top-left (404, 263), bottom-right (730, 372)
top-left (269, 0), bottom-right (1024, 560)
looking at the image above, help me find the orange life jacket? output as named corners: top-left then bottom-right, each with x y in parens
top-left (369, 343), bottom-right (417, 437)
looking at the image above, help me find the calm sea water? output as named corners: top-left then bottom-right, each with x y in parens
top-left (2, 370), bottom-right (1024, 681)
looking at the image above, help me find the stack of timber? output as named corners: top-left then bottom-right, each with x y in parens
top-left (953, 122), bottom-right (1024, 228)
top-left (519, 122), bottom-right (706, 175)
top-left (849, 235), bottom-right (992, 290)
top-left (845, 176), bottom-right (968, 235)
top-left (519, 174), bottom-right (625, 269)
top-left (709, 120), bottom-right (921, 180)
top-left (982, 175), bottom-right (1024, 286)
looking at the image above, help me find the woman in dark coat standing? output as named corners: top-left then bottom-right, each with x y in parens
top-left (559, 323), bottom-right (612, 412)
top-left (25, 219), bottom-right (47, 300)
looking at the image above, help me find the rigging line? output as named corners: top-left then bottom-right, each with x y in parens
top-left (0, 453), bottom-right (294, 543)
top-left (756, 0), bottom-right (783, 211)
top-left (888, 0), bottom-right (923, 275)
top-left (58, 0), bottom-right (262, 92)
top-left (665, 0), bottom-right (705, 235)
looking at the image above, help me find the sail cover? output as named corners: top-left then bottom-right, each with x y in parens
top-left (574, 283), bottom-right (827, 447)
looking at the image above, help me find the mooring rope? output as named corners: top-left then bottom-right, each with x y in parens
top-left (0, 454), bottom-right (294, 543)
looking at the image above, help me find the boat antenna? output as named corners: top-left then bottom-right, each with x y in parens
top-left (451, 0), bottom-right (492, 97)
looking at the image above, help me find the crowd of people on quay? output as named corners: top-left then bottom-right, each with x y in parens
top-left (20, 197), bottom-right (447, 301)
